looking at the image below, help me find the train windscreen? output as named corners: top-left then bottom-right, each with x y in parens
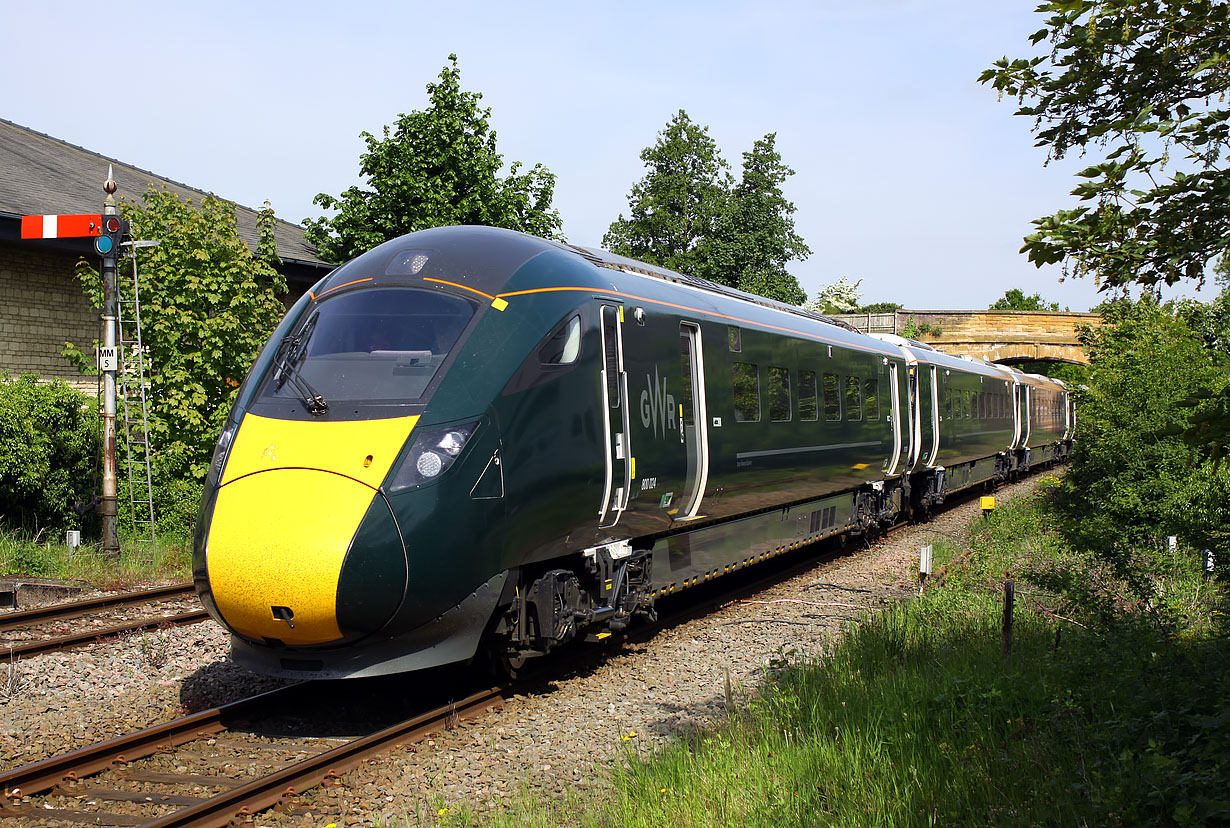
top-left (257, 287), bottom-right (476, 406)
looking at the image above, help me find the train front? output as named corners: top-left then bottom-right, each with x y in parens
top-left (192, 226), bottom-right (559, 678)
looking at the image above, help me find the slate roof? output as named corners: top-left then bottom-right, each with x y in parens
top-left (0, 117), bottom-right (330, 271)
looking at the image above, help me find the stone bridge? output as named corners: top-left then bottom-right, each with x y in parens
top-left (829, 309), bottom-right (1102, 365)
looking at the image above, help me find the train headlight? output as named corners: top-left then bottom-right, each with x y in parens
top-left (389, 422), bottom-right (477, 491)
top-left (205, 418), bottom-right (241, 489)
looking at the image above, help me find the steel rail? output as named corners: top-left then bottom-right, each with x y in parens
top-left (0, 684), bottom-right (307, 802)
top-left (4, 609), bottom-right (210, 660)
top-left (140, 687), bottom-right (503, 828)
top-left (0, 583), bottom-right (195, 632)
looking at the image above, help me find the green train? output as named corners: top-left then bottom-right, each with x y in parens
top-left (193, 226), bottom-right (1072, 678)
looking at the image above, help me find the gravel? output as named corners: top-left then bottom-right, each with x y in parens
top-left (0, 474), bottom-right (1049, 825)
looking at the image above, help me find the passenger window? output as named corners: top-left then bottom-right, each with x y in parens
top-left (768, 367), bottom-right (791, 422)
top-left (944, 387), bottom-right (952, 421)
top-left (823, 372), bottom-right (841, 421)
top-left (845, 376), bottom-right (862, 421)
top-left (964, 390), bottom-right (972, 419)
top-left (728, 327), bottom-right (742, 353)
top-left (732, 362), bottom-right (760, 422)
top-left (864, 378), bottom-right (879, 420)
top-left (539, 315), bottom-right (581, 365)
top-left (799, 370), bottom-right (818, 421)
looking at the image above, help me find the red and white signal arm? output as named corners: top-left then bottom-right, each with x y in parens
top-left (20, 214), bottom-right (104, 239)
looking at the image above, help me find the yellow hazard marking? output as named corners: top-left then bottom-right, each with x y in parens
top-left (208, 468), bottom-right (378, 645)
top-left (491, 297), bottom-right (509, 311)
top-left (618, 305), bottom-right (624, 322)
top-left (631, 456), bottom-right (636, 479)
top-left (596, 632), bottom-right (612, 640)
top-left (221, 414), bottom-right (418, 489)
top-left (852, 463), bottom-right (871, 470)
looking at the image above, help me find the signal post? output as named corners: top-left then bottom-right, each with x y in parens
top-left (19, 170), bottom-right (128, 557)
top-left (97, 174), bottom-right (125, 557)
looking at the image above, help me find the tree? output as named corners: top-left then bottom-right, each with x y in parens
top-left (70, 187), bottom-right (289, 531)
top-left (698, 133), bottom-right (809, 303)
top-left (603, 110), bottom-right (731, 277)
top-left (1056, 298), bottom-right (1230, 582)
top-left (305, 55), bottom-right (562, 263)
top-left (981, 1), bottom-right (1230, 292)
top-left (989, 288), bottom-right (1062, 312)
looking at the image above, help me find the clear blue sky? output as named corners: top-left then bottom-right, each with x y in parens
top-left (2, 0), bottom-right (1212, 311)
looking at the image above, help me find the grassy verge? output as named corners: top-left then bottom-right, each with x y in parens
top-left (0, 528), bottom-right (192, 586)
top-left (429, 479), bottom-right (1228, 827)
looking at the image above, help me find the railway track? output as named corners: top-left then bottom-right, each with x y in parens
top-left (0, 679), bottom-right (502, 827)
top-left (0, 583), bottom-right (207, 660)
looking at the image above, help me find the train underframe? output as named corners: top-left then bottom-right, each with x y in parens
top-left (490, 443), bottom-right (1070, 672)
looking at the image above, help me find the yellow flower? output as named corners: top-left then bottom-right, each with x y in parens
top-left (621, 730), bottom-right (637, 741)
top-left (438, 807), bottom-right (451, 815)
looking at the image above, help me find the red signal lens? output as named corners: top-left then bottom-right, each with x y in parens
top-left (103, 216), bottom-right (121, 233)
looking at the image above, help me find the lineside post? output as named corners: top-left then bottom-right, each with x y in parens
top-left (1002, 579), bottom-right (1015, 659)
top-left (98, 172), bottom-right (122, 557)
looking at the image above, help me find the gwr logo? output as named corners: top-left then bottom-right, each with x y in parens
top-left (639, 367), bottom-right (677, 439)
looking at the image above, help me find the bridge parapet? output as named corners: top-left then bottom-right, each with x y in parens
top-left (829, 309), bottom-right (1102, 365)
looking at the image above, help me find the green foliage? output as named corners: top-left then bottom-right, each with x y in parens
top-left (305, 55), bottom-right (563, 263)
top-left (1056, 298), bottom-right (1230, 586)
top-left (0, 374), bottom-right (98, 533)
top-left (899, 314), bottom-right (942, 340)
top-left (0, 525), bottom-right (192, 583)
top-left (604, 113), bottom-right (808, 303)
top-left (989, 287), bottom-right (1062, 312)
top-left (853, 300), bottom-right (902, 313)
top-left (604, 111), bottom-right (732, 277)
top-left (982, 1), bottom-right (1230, 292)
top-left (71, 187), bottom-right (288, 534)
top-left (697, 134), bottom-right (810, 304)
top-left (1003, 359), bottom-right (1090, 385)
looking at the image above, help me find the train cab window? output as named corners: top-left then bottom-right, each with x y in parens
top-left (728, 327), bottom-right (742, 353)
top-left (768, 367), bottom-right (791, 422)
top-left (258, 286), bottom-right (476, 407)
top-left (823, 372), bottom-right (841, 421)
top-left (845, 376), bottom-right (863, 421)
top-left (864, 378), bottom-right (880, 420)
top-left (538, 315), bottom-right (581, 365)
top-left (732, 362), bottom-right (760, 422)
top-left (799, 370), bottom-right (818, 421)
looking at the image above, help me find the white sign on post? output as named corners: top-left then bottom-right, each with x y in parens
top-left (98, 346), bottom-right (118, 372)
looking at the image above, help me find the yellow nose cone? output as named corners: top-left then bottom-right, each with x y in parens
top-left (208, 468), bottom-right (380, 644)
top-left (206, 413), bottom-right (419, 645)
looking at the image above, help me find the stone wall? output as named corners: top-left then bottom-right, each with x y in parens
top-left (0, 241), bottom-right (98, 389)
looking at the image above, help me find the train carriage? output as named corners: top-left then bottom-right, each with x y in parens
top-left (194, 226), bottom-right (1071, 679)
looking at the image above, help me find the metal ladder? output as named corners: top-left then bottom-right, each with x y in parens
top-left (116, 245), bottom-right (157, 553)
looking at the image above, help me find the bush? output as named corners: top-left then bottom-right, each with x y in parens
top-left (0, 373), bottom-right (98, 533)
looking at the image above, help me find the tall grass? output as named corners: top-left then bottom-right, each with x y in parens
top-left (427, 483), bottom-right (1228, 828)
top-left (0, 528), bottom-right (192, 586)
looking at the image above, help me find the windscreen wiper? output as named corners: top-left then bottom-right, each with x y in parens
top-left (271, 312), bottom-right (329, 415)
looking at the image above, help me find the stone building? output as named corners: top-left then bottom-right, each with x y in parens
top-left (0, 118), bottom-right (332, 388)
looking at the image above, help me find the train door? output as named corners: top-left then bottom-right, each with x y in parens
top-left (598, 304), bottom-right (632, 528)
top-left (676, 323), bottom-right (710, 519)
top-left (915, 364), bottom-right (939, 469)
top-left (1018, 384), bottom-right (1031, 447)
top-left (886, 362), bottom-right (904, 476)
